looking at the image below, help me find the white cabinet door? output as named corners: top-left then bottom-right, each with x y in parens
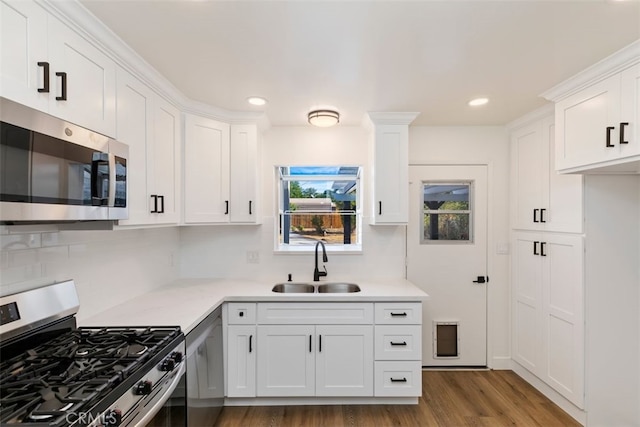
top-left (512, 231), bottom-right (543, 373)
top-left (544, 117), bottom-right (583, 233)
top-left (542, 233), bottom-right (584, 408)
top-left (511, 115), bottom-right (582, 233)
top-left (315, 325), bottom-right (373, 397)
top-left (511, 231), bottom-right (584, 408)
top-left (555, 73), bottom-right (621, 171)
top-left (150, 97), bottom-right (181, 225)
top-left (370, 124), bottom-right (409, 224)
top-left (619, 64), bottom-right (640, 160)
top-left (47, 17), bottom-right (116, 137)
top-left (229, 124), bottom-right (259, 223)
top-left (115, 68), bottom-right (154, 226)
top-left (512, 121), bottom-right (545, 230)
top-left (0, 0), bottom-right (48, 111)
top-left (227, 325), bottom-right (256, 397)
top-left (256, 325), bottom-right (315, 397)
top-left (184, 114), bottom-right (230, 223)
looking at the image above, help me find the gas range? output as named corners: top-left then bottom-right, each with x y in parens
top-left (0, 281), bottom-right (185, 427)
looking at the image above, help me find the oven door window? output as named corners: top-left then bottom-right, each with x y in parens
top-left (0, 122), bottom-right (109, 206)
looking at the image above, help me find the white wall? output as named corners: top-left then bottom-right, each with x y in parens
top-left (408, 126), bottom-right (511, 368)
top-left (0, 226), bottom-right (180, 322)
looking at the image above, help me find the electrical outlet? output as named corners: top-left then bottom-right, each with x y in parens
top-left (246, 251), bottom-right (260, 264)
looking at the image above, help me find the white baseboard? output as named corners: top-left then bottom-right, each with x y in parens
top-left (489, 356), bottom-right (512, 370)
top-left (224, 396), bottom-right (418, 406)
top-left (511, 361), bottom-right (586, 426)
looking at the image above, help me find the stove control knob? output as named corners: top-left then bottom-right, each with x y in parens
top-left (134, 380), bottom-right (152, 395)
top-left (160, 357), bottom-right (176, 371)
top-left (170, 351), bottom-right (183, 364)
top-left (103, 409), bottom-right (122, 426)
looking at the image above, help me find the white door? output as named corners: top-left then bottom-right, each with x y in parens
top-left (407, 165), bottom-right (488, 366)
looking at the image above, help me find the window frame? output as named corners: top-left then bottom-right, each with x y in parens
top-left (420, 180), bottom-right (474, 245)
top-left (275, 166), bottom-right (363, 253)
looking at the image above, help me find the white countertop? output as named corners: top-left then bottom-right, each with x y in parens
top-left (81, 278), bottom-right (428, 334)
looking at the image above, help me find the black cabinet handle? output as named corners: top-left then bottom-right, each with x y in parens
top-left (540, 208), bottom-right (546, 223)
top-left (390, 341), bottom-right (407, 346)
top-left (533, 241), bottom-right (539, 256)
top-left (606, 126), bottom-right (615, 147)
top-left (390, 377), bottom-right (407, 383)
top-left (533, 209), bottom-right (539, 223)
top-left (319, 335), bottom-right (322, 353)
top-left (541, 242), bottom-right (547, 257)
top-left (37, 62), bottom-right (50, 93)
top-left (158, 195), bottom-right (165, 214)
top-left (249, 200), bottom-right (252, 215)
top-left (620, 122), bottom-right (629, 144)
top-left (150, 195), bottom-right (158, 213)
top-left (225, 200), bottom-right (229, 215)
top-left (249, 335), bottom-right (252, 353)
top-left (473, 276), bottom-right (486, 284)
top-left (390, 312), bottom-right (407, 317)
top-left (55, 72), bottom-right (67, 101)
top-left (309, 335), bottom-right (312, 352)
top-left (378, 201), bottom-right (382, 215)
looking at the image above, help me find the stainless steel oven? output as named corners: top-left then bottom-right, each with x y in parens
top-left (0, 280), bottom-right (186, 427)
top-left (0, 97), bottom-right (128, 224)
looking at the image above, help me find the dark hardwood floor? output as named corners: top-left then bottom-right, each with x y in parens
top-left (214, 370), bottom-right (581, 427)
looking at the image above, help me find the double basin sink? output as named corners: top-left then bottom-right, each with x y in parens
top-left (272, 282), bottom-right (361, 294)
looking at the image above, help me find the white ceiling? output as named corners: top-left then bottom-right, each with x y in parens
top-left (80, 0), bottom-right (640, 126)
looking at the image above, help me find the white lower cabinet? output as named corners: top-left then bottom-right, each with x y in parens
top-left (374, 303), bottom-right (422, 397)
top-left (226, 325), bottom-right (256, 397)
top-left (225, 301), bottom-right (422, 401)
top-left (512, 231), bottom-right (584, 408)
top-left (256, 325), bottom-right (315, 396)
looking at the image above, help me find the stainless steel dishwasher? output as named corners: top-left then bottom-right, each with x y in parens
top-left (186, 306), bottom-right (224, 426)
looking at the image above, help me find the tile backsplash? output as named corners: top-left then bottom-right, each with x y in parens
top-left (0, 226), bottom-right (180, 322)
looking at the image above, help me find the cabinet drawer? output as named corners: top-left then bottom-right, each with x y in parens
top-left (257, 303), bottom-right (373, 324)
top-left (374, 361), bottom-right (422, 397)
top-left (227, 303), bottom-right (256, 324)
top-left (375, 303), bottom-right (422, 324)
top-left (375, 325), bottom-right (421, 361)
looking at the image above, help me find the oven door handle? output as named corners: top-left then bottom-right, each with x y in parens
top-left (133, 362), bottom-right (185, 427)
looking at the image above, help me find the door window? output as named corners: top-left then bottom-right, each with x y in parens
top-left (421, 182), bottom-right (473, 243)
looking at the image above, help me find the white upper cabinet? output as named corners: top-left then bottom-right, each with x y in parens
top-left (184, 114), bottom-right (259, 224)
top-left (116, 67), bottom-right (181, 226)
top-left (0, 0), bottom-right (116, 137)
top-left (543, 41), bottom-right (640, 174)
top-left (367, 112), bottom-right (418, 225)
top-left (510, 112), bottom-right (583, 233)
top-left (0, 0), bottom-right (48, 111)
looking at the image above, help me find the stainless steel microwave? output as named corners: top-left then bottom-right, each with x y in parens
top-left (0, 98), bottom-right (128, 223)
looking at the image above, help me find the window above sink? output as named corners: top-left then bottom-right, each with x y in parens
top-left (275, 166), bottom-right (362, 253)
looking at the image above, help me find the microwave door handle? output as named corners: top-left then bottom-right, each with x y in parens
top-left (108, 153), bottom-right (116, 208)
top-left (91, 153), bottom-right (109, 206)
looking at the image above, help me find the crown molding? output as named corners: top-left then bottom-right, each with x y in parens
top-left (362, 112), bottom-right (420, 131)
top-left (541, 39), bottom-right (640, 102)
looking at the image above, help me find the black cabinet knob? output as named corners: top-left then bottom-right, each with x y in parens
top-left (134, 380), bottom-right (152, 395)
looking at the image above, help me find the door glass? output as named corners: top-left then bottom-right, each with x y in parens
top-left (421, 182), bottom-right (472, 243)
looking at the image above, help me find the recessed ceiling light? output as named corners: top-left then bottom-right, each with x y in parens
top-left (468, 97), bottom-right (489, 107)
top-left (247, 96), bottom-right (267, 106)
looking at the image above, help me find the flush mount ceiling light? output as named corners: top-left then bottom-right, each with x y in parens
top-left (247, 96), bottom-right (267, 106)
top-left (308, 110), bottom-right (340, 127)
top-left (468, 97), bottom-right (489, 107)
